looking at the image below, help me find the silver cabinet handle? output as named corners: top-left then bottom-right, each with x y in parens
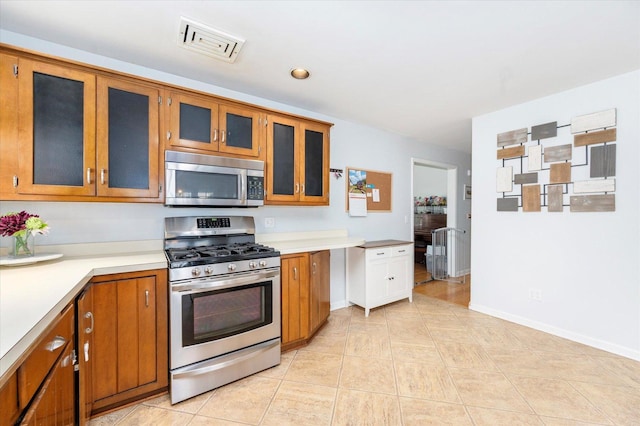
top-left (84, 311), bottom-right (94, 334)
top-left (301, 183), bottom-right (305, 194)
top-left (312, 262), bottom-right (317, 274)
top-left (221, 129), bottom-right (226, 143)
top-left (145, 290), bottom-right (149, 307)
top-left (293, 267), bottom-right (298, 281)
top-left (213, 128), bottom-right (218, 142)
top-left (86, 168), bottom-right (92, 184)
top-left (295, 183), bottom-right (300, 194)
top-left (45, 336), bottom-right (66, 352)
top-left (100, 169), bottom-right (106, 185)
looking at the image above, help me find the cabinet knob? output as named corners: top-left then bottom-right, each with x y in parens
top-left (213, 129), bottom-right (218, 142)
top-left (100, 169), bottom-right (106, 185)
top-left (86, 168), bottom-right (92, 184)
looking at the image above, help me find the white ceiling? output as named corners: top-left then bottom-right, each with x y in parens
top-left (1, 1), bottom-right (639, 153)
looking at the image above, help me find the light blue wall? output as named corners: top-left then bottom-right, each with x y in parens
top-left (0, 30), bottom-right (472, 308)
top-left (471, 70), bottom-right (640, 360)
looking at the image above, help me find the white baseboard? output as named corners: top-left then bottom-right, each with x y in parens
top-left (469, 303), bottom-right (640, 361)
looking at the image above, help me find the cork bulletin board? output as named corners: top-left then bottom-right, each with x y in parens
top-left (346, 167), bottom-right (392, 212)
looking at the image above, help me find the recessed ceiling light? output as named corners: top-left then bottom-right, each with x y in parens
top-left (290, 68), bottom-right (310, 80)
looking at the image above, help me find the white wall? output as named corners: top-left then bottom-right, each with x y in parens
top-left (471, 70), bottom-right (640, 360)
top-left (0, 31), bottom-right (472, 309)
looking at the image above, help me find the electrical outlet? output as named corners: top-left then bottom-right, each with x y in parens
top-left (264, 217), bottom-right (275, 228)
top-left (528, 288), bottom-right (543, 302)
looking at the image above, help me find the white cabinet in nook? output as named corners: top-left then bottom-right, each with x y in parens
top-left (347, 241), bottom-right (414, 316)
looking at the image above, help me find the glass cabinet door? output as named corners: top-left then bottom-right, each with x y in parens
top-left (96, 77), bottom-right (160, 198)
top-left (300, 122), bottom-right (329, 203)
top-left (266, 115), bottom-right (299, 202)
top-left (219, 104), bottom-right (262, 157)
top-left (168, 92), bottom-right (219, 152)
top-left (18, 60), bottom-right (96, 195)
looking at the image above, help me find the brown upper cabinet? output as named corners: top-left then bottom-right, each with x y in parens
top-left (12, 58), bottom-right (162, 201)
top-left (0, 45), bottom-right (332, 205)
top-left (166, 91), bottom-right (264, 159)
top-left (266, 115), bottom-right (330, 205)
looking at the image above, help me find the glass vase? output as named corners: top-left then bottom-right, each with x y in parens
top-left (11, 232), bottom-right (35, 258)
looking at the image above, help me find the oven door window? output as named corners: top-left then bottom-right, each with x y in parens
top-left (182, 281), bottom-right (273, 346)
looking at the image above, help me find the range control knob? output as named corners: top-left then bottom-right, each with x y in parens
top-left (249, 261), bottom-right (258, 269)
top-left (192, 268), bottom-right (201, 277)
top-left (259, 260), bottom-right (267, 267)
top-left (204, 266), bottom-right (213, 275)
top-left (227, 263), bottom-right (237, 272)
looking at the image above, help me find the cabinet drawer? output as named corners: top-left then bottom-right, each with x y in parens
top-left (17, 304), bottom-right (74, 408)
top-left (366, 248), bottom-right (390, 261)
top-left (392, 245), bottom-right (412, 257)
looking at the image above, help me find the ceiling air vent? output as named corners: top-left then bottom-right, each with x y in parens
top-left (178, 17), bottom-right (244, 63)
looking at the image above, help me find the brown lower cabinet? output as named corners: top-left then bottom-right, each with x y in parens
top-left (281, 250), bottom-right (330, 351)
top-left (78, 269), bottom-right (168, 420)
top-left (0, 303), bottom-right (75, 426)
top-left (20, 343), bottom-right (75, 425)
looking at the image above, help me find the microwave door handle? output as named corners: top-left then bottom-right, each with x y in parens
top-left (240, 174), bottom-right (246, 203)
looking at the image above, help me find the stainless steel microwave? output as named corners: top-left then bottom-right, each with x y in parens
top-left (165, 150), bottom-right (264, 207)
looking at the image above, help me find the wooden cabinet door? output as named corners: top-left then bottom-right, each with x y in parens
top-left (309, 250), bottom-right (330, 335)
top-left (309, 251), bottom-right (329, 332)
top-left (96, 77), bottom-right (160, 198)
top-left (0, 371), bottom-right (20, 426)
top-left (90, 269), bottom-right (168, 414)
top-left (218, 104), bottom-right (263, 158)
top-left (0, 53), bottom-right (19, 199)
top-left (266, 114), bottom-right (300, 203)
top-left (167, 91), bottom-right (219, 152)
top-left (20, 342), bottom-right (75, 426)
top-left (299, 121), bottom-right (330, 204)
top-left (76, 287), bottom-right (94, 424)
top-left (17, 59), bottom-right (96, 196)
top-left (281, 254), bottom-right (309, 347)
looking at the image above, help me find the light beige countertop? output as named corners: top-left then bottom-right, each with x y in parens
top-left (0, 241), bottom-right (166, 379)
top-left (256, 229), bottom-right (365, 255)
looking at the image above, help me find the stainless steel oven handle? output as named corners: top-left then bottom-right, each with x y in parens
top-left (172, 269), bottom-right (280, 293)
top-left (172, 339), bottom-right (279, 379)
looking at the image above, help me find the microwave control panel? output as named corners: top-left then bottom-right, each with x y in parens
top-left (247, 176), bottom-right (265, 200)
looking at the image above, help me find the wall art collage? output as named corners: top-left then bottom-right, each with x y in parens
top-left (496, 108), bottom-right (617, 213)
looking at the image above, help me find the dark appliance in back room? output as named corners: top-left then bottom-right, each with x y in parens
top-left (164, 216), bottom-right (280, 403)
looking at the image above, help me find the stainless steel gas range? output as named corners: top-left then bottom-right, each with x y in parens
top-left (164, 216), bottom-right (281, 404)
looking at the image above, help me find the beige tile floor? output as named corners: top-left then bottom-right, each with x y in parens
top-left (89, 292), bottom-right (640, 425)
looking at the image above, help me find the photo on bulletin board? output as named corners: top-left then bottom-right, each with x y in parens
top-left (348, 170), bottom-right (367, 193)
top-left (464, 184), bottom-right (472, 200)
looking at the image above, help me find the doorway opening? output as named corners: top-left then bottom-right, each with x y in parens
top-left (411, 158), bottom-right (470, 306)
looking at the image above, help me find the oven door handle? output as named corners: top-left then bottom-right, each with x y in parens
top-left (172, 339), bottom-right (280, 379)
top-left (172, 269), bottom-right (279, 293)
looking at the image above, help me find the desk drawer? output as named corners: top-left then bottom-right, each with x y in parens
top-left (392, 244), bottom-right (412, 257)
top-left (366, 247), bottom-right (390, 260)
top-left (17, 304), bottom-right (74, 409)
